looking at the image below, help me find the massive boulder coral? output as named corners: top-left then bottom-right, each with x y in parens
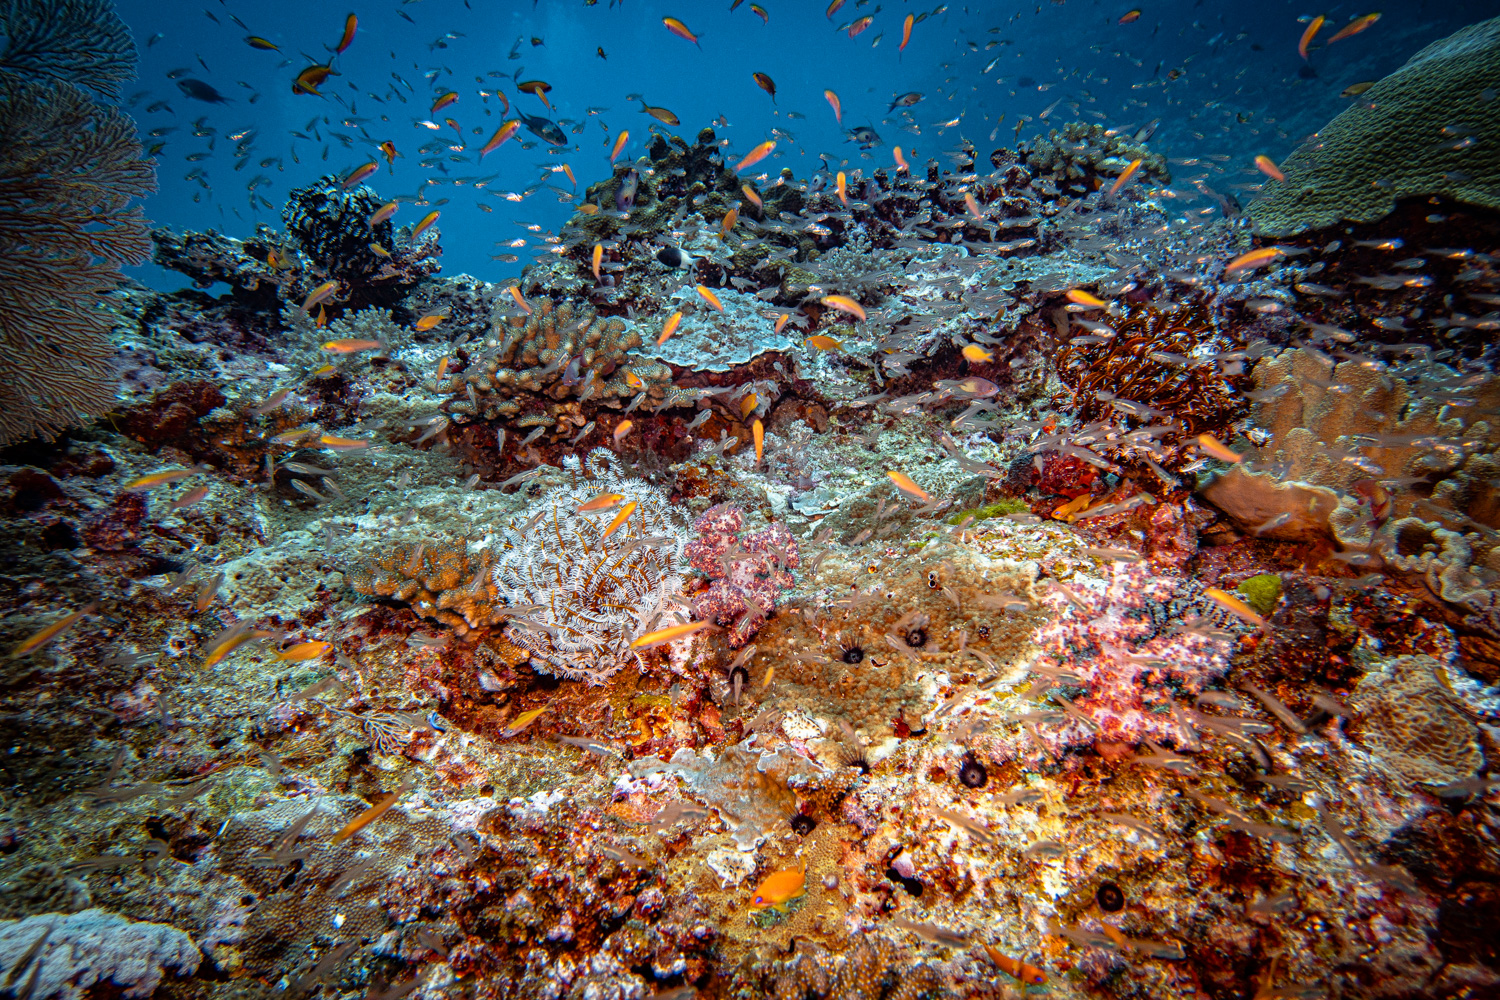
top-left (0, 908), bottom-right (200, 1000)
top-left (444, 298), bottom-right (672, 419)
top-left (1351, 653), bottom-right (1485, 785)
top-left (1247, 14), bottom-right (1500, 235)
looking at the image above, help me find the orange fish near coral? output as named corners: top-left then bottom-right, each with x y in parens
top-left (1253, 155), bottom-right (1285, 181)
top-left (9, 603), bottom-right (97, 658)
top-left (301, 280), bottom-right (339, 312)
top-left (1298, 15), bottom-right (1325, 60)
top-left (414, 313), bottom-right (446, 332)
top-left (1223, 246), bottom-right (1283, 275)
top-left (894, 146), bottom-right (910, 173)
top-left (368, 201), bottom-right (397, 226)
top-left (342, 161), bottom-right (377, 188)
top-left (124, 466), bottom-right (204, 492)
top-left (411, 211), bottom-right (440, 241)
top-left (962, 344), bottom-right (994, 363)
top-left (721, 207), bottom-right (739, 237)
top-left (741, 184), bottom-right (762, 209)
top-left (631, 620), bottom-right (712, 650)
top-left (330, 782), bottom-right (411, 844)
top-left (888, 470), bottom-right (931, 503)
top-left (610, 130), bottom-right (629, 163)
top-left (836, 170), bottom-right (848, 207)
top-left (321, 338), bottom-right (383, 353)
top-left (578, 492), bottom-right (625, 513)
top-left (1205, 588), bottom-right (1268, 628)
top-left (598, 501), bottom-right (638, 546)
top-left (1196, 432), bottom-right (1242, 463)
top-left (591, 243), bottom-right (603, 281)
top-left (1328, 12), bottom-right (1380, 42)
top-left (822, 294), bottom-right (865, 321)
top-left (508, 285), bottom-right (531, 314)
top-left (613, 420), bottom-right (633, 446)
top-left (696, 285), bottom-right (724, 312)
top-left (805, 335), bottom-right (841, 351)
top-left (1066, 288), bottom-right (1107, 308)
top-left (658, 311), bottom-right (683, 346)
top-left (319, 435), bottom-right (370, 450)
top-left (748, 864), bottom-right (805, 912)
top-left (981, 945), bottom-right (1047, 987)
top-left (733, 140), bottom-right (776, 173)
top-left (501, 706), bottom-right (549, 737)
top-left (753, 419), bottom-right (764, 463)
top-left (275, 641), bottom-right (332, 662)
top-left (1107, 157), bottom-right (1143, 197)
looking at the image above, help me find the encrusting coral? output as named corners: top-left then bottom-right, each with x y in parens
top-left (1247, 15), bottom-right (1500, 235)
top-left (444, 298), bottom-right (672, 420)
top-left (0, 908), bottom-right (201, 1000)
top-left (1351, 653), bottom-right (1484, 785)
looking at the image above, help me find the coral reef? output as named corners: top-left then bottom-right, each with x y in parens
top-left (1014, 121), bottom-right (1172, 197)
top-left (685, 503), bottom-right (799, 647)
top-left (1351, 653), bottom-right (1484, 785)
top-left (0, 0), bottom-right (136, 97)
top-left (444, 299), bottom-right (673, 420)
top-left (1247, 15), bottom-right (1500, 235)
top-left (0, 908), bottom-right (201, 1000)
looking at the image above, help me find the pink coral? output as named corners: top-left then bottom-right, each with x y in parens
top-left (1031, 561), bottom-right (1232, 748)
top-left (684, 504), bottom-right (799, 647)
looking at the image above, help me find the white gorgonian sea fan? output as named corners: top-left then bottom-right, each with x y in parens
top-left (493, 450), bottom-right (686, 686)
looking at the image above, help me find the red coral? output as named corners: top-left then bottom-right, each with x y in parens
top-left (684, 504), bottom-right (799, 647)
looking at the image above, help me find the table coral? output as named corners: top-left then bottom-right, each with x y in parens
top-left (685, 503), bottom-right (799, 647)
top-left (1247, 15), bottom-right (1500, 235)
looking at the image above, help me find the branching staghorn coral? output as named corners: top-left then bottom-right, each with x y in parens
top-left (445, 299), bottom-right (671, 419)
top-left (494, 450), bottom-right (686, 685)
top-left (0, 6), bottom-right (155, 445)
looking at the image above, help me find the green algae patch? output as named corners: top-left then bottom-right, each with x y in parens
top-left (1236, 573), bottom-right (1283, 616)
top-left (946, 499), bottom-right (1029, 525)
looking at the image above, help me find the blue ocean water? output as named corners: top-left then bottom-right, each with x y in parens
top-left (117, 0), bottom-right (1480, 288)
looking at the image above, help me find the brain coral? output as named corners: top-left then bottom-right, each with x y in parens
top-left (1247, 15), bottom-right (1500, 235)
top-left (1352, 653), bottom-right (1483, 784)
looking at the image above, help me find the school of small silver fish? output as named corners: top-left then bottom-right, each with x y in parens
top-left (1, 2), bottom-right (1498, 1000)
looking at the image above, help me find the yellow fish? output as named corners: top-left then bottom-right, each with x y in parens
top-left (610, 130), bottom-right (629, 163)
top-left (894, 146), bottom-right (910, 173)
top-left (598, 500), bottom-right (638, 546)
top-left (1224, 247), bottom-right (1284, 275)
top-left (753, 418), bottom-right (764, 463)
top-left (1253, 155), bottom-right (1285, 182)
top-left (1196, 432), bottom-right (1242, 464)
top-left (1328, 11), bottom-right (1381, 43)
top-left (836, 170), bottom-right (848, 207)
top-left (1205, 587), bottom-right (1268, 627)
top-left (749, 864), bottom-right (806, 912)
top-left (578, 492), bottom-right (625, 512)
top-left (824, 89), bottom-right (841, 123)
top-left (658, 311), bottom-right (682, 346)
top-left (740, 392), bottom-right (758, 418)
top-left (123, 466), bottom-right (204, 492)
top-left (479, 120), bottom-right (521, 158)
top-left (1107, 157), bottom-right (1142, 197)
top-left (319, 434), bottom-right (371, 450)
top-left (1298, 14), bottom-right (1325, 59)
top-left (962, 344), bottom-right (993, 363)
top-left (805, 335), bottom-right (842, 351)
top-left (721, 207), bottom-right (739, 237)
top-left (412, 210), bottom-right (440, 240)
top-left (697, 285), bottom-right (724, 311)
top-left (322, 338), bottom-right (383, 353)
top-left (741, 184), bottom-right (762, 209)
top-left (300, 280), bottom-right (339, 313)
top-left (509, 285), bottom-right (532, 314)
top-left (733, 140), bottom-right (776, 173)
top-left (330, 781), bottom-right (412, 844)
top-left (1065, 288), bottom-right (1107, 308)
top-left (613, 420), bottom-right (633, 446)
top-left (592, 243), bottom-right (603, 282)
top-left (414, 313), bottom-right (446, 332)
top-left (501, 706), bottom-right (550, 737)
top-left (342, 161), bottom-right (377, 189)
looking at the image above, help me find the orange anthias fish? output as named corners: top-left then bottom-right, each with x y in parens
top-left (414, 313), bottom-right (446, 332)
top-left (848, 15), bottom-right (874, 38)
top-left (591, 243), bottom-right (604, 281)
top-left (342, 161), bottom-right (377, 188)
top-left (293, 62), bottom-right (334, 95)
top-left (824, 89), bottom-right (842, 124)
top-left (894, 146), bottom-right (910, 173)
top-left (330, 781), bottom-right (412, 844)
top-left (749, 864), bottom-right (805, 912)
top-left (335, 12), bottom-right (357, 54)
top-left (431, 91), bottom-right (459, 115)
top-left (322, 338), bottom-right (383, 354)
top-left (1066, 288), bottom-right (1107, 308)
top-left (610, 130), bottom-right (629, 163)
top-left (733, 140), bottom-right (776, 173)
top-left (752, 71), bottom-right (777, 103)
top-left (508, 285), bottom-right (531, 314)
top-left (752, 418), bottom-right (764, 463)
top-left (124, 466), bottom-right (204, 492)
top-left (631, 620), bottom-right (711, 650)
top-left (501, 706), bottom-right (549, 737)
top-left (578, 492), bottom-right (625, 513)
top-left (368, 201), bottom-right (397, 226)
top-left (826, 0), bottom-right (845, 17)
top-left (1196, 432), bottom-right (1243, 464)
top-left (598, 501), bottom-right (638, 546)
top-left (1224, 246), bottom-right (1283, 275)
top-left (696, 285), bottom-right (724, 311)
top-left (1118, 9), bottom-right (1142, 24)
top-left (741, 184), bottom-right (762, 209)
top-left (720, 207), bottom-right (739, 237)
top-left (411, 210), bottom-right (440, 240)
top-left (822, 294), bottom-right (865, 320)
top-left (899, 13), bottom-right (914, 51)
top-left (981, 945), bottom-right (1047, 987)
top-left (479, 120), bottom-right (520, 158)
top-left (379, 140), bottom-right (398, 164)
top-left (245, 35), bottom-right (279, 50)
top-left (301, 280), bottom-right (339, 313)
top-left (1328, 12), bottom-right (1381, 43)
top-left (275, 641), bottom-right (332, 662)
top-left (805, 335), bottom-right (841, 351)
top-left (613, 420), bottom-right (633, 446)
top-left (1253, 155), bottom-right (1285, 181)
top-left (962, 344), bottom-right (994, 363)
top-left (888, 470), bottom-right (931, 503)
top-left (517, 79), bottom-right (552, 109)
top-left (662, 16), bottom-right (700, 46)
top-left (9, 602), bottom-right (98, 658)
top-left (1107, 157), bottom-right (1143, 196)
top-left (1205, 587), bottom-right (1269, 628)
top-left (658, 311), bottom-right (682, 345)
top-left (836, 170), bottom-right (848, 206)
top-left (319, 434), bottom-right (370, 450)
top-left (1298, 15), bottom-right (1325, 60)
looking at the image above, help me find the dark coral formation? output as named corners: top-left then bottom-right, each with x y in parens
top-left (282, 174), bottom-right (400, 282)
top-left (1013, 121), bottom-right (1171, 197)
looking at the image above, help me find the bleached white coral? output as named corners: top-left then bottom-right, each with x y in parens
top-left (492, 449), bottom-right (686, 685)
top-left (0, 909), bottom-right (201, 1000)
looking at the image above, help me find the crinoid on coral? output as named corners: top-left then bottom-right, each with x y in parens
top-left (1028, 560), bottom-right (1234, 749)
top-left (685, 503), bottom-right (799, 647)
top-left (443, 299), bottom-right (672, 420)
top-left (282, 174), bottom-right (401, 282)
top-left (1053, 302), bottom-right (1246, 443)
top-left (493, 450), bottom-right (687, 685)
